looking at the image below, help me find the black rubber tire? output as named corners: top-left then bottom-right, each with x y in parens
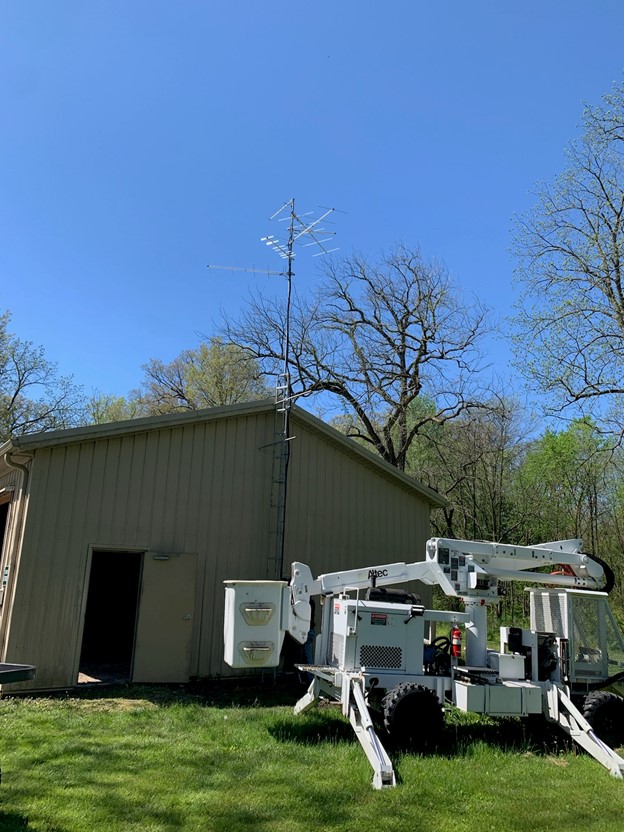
top-left (381, 682), bottom-right (444, 751)
top-left (582, 690), bottom-right (624, 748)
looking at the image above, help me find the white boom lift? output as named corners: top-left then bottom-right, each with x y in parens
top-left (224, 538), bottom-right (624, 788)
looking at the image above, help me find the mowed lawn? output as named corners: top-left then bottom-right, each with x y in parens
top-left (0, 681), bottom-right (623, 832)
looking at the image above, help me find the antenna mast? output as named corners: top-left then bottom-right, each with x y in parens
top-left (263, 199), bottom-right (338, 411)
top-left (209, 198), bottom-right (338, 579)
top-left (262, 199), bottom-right (338, 579)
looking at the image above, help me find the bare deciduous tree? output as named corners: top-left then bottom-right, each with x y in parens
top-left (222, 245), bottom-right (491, 470)
top-left (408, 394), bottom-right (530, 540)
top-left (513, 82), bottom-right (624, 436)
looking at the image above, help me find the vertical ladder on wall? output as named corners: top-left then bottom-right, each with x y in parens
top-left (275, 373), bottom-right (290, 414)
top-left (267, 372), bottom-right (292, 580)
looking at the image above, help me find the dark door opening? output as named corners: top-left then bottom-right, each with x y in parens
top-left (78, 551), bottom-right (143, 684)
top-left (0, 502), bottom-right (9, 543)
top-left (0, 501), bottom-right (11, 601)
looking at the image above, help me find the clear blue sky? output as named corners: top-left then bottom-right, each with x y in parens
top-left (1, 1), bottom-right (623, 400)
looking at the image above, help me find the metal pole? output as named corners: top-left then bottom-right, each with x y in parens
top-left (273, 200), bottom-right (295, 579)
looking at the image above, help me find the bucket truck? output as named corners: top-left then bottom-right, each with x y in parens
top-left (224, 538), bottom-right (624, 788)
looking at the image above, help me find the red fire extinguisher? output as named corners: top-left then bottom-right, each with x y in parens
top-left (450, 626), bottom-right (462, 659)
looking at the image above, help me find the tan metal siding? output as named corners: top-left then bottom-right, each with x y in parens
top-left (0, 467), bottom-right (24, 654)
top-left (282, 417), bottom-right (432, 619)
top-left (3, 411), bottom-right (277, 688)
top-left (3, 407), bottom-right (434, 688)
top-left (285, 419), bottom-right (430, 571)
top-left (195, 415), bottom-right (276, 677)
top-left (0, 470), bottom-right (19, 491)
top-left (6, 448), bottom-right (64, 686)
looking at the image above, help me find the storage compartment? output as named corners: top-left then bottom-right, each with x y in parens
top-left (487, 683), bottom-right (523, 714)
top-left (223, 581), bottom-right (287, 668)
top-left (454, 678), bottom-right (543, 716)
top-left (454, 680), bottom-right (485, 712)
top-left (487, 651), bottom-right (525, 680)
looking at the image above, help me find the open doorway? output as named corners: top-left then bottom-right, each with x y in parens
top-left (0, 501), bottom-right (9, 548)
top-left (0, 498), bottom-right (12, 606)
top-left (78, 550), bottom-right (143, 684)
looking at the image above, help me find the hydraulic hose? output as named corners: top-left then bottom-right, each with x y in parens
top-left (590, 554), bottom-right (616, 595)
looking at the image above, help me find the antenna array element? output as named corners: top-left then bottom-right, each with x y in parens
top-left (261, 199), bottom-right (338, 262)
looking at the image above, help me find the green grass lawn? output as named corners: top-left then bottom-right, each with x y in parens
top-left (0, 680), bottom-right (623, 832)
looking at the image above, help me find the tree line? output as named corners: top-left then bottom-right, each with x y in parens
top-left (3, 81), bottom-right (624, 610)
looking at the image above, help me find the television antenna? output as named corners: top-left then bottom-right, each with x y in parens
top-left (208, 198), bottom-right (340, 579)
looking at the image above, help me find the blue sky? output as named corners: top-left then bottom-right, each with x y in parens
top-left (1, 2), bottom-right (623, 402)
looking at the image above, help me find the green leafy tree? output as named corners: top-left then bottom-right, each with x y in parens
top-left (87, 339), bottom-right (272, 423)
top-left (86, 393), bottom-right (144, 425)
top-left (511, 419), bottom-right (611, 549)
top-left (0, 310), bottom-right (83, 440)
top-left (598, 469), bottom-right (624, 612)
top-left (134, 338), bottom-right (272, 414)
top-left (509, 418), bottom-right (624, 614)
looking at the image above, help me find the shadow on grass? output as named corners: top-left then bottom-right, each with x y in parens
top-left (268, 705), bottom-right (573, 760)
top-left (440, 713), bottom-right (573, 757)
top-left (268, 708), bottom-right (355, 745)
top-left (32, 674), bottom-right (306, 710)
top-left (17, 678), bottom-right (575, 760)
top-left (0, 811), bottom-right (38, 831)
top-left (30, 678), bottom-right (574, 758)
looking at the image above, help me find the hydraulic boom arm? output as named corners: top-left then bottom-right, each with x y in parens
top-left (286, 537), bottom-right (611, 643)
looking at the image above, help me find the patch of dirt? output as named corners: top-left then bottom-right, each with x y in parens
top-left (68, 697), bottom-right (159, 713)
top-left (547, 756), bottom-right (569, 768)
top-left (77, 663), bottom-right (130, 685)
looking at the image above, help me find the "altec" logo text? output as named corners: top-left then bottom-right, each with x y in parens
top-left (368, 568), bottom-right (388, 579)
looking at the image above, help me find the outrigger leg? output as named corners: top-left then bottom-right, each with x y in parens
top-left (294, 666), bottom-right (396, 788)
top-left (347, 675), bottom-right (396, 788)
top-left (545, 684), bottom-right (624, 778)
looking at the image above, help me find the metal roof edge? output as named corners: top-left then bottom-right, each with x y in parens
top-left (8, 399), bottom-right (276, 451)
top-left (5, 400), bottom-right (446, 508)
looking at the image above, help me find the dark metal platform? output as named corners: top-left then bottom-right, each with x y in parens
top-left (0, 663), bottom-right (36, 684)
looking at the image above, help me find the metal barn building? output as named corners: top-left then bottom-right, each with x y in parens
top-left (0, 400), bottom-right (444, 692)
